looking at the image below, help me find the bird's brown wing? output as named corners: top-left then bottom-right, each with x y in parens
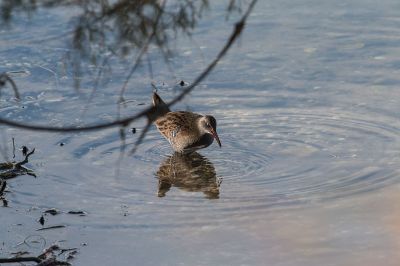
top-left (154, 112), bottom-right (202, 151)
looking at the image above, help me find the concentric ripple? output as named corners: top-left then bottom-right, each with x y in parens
top-left (209, 108), bottom-right (400, 209)
top-left (61, 106), bottom-right (400, 227)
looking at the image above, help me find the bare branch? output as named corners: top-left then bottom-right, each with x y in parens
top-left (80, 55), bottom-right (111, 120)
top-left (12, 137), bottom-right (15, 159)
top-left (15, 148), bottom-right (35, 168)
top-left (166, 0), bottom-right (257, 108)
top-left (0, 244), bottom-right (73, 265)
top-left (0, 0), bottom-right (258, 139)
top-left (0, 73), bottom-right (20, 100)
top-left (118, 0), bottom-right (167, 102)
top-left (0, 256), bottom-right (42, 263)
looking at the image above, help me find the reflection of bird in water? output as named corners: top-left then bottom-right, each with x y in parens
top-left (152, 92), bottom-right (221, 154)
top-left (156, 152), bottom-right (221, 199)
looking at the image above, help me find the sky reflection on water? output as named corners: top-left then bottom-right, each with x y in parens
top-left (1, 0), bottom-right (400, 265)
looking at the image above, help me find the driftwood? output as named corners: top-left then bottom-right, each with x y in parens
top-left (0, 148), bottom-right (36, 180)
top-left (0, 145), bottom-right (36, 206)
top-left (0, 244), bottom-right (75, 265)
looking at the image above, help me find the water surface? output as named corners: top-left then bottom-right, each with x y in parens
top-left (1, 1), bottom-right (400, 265)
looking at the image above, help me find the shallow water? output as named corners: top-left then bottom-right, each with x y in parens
top-left (1, 1), bottom-right (400, 265)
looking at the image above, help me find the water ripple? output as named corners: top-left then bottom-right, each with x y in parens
top-left (60, 107), bottom-right (400, 227)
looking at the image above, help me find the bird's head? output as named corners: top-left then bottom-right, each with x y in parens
top-left (199, 115), bottom-right (221, 147)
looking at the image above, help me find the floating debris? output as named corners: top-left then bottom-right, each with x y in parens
top-left (43, 208), bottom-right (60, 216)
top-left (66, 250), bottom-right (78, 261)
top-left (36, 225), bottom-right (66, 231)
top-left (0, 244), bottom-right (76, 265)
top-left (1, 178), bottom-right (8, 207)
top-left (21, 146), bottom-right (28, 156)
top-left (67, 210), bottom-right (87, 216)
top-left (0, 179), bottom-right (6, 195)
top-left (0, 147), bottom-right (36, 180)
top-left (38, 215), bottom-right (45, 226)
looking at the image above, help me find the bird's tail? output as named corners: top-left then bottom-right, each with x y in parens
top-left (152, 92), bottom-right (170, 116)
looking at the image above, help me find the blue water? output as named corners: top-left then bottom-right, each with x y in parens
top-left (1, 1), bottom-right (400, 265)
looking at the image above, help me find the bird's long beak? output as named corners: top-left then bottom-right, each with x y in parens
top-left (210, 128), bottom-right (222, 147)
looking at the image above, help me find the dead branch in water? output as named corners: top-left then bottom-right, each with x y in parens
top-left (14, 148), bottom-right (35, 168)
top-left (0, 147), bottom-right (36, 180)
top-left (0, 244), bottom-right (75, 265)
top-left (0, 143), bottom-right (36, 206)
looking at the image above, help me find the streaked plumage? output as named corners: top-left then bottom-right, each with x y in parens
top-left (152, 92), bottom-right (221, 153)
top-left (156, 152), bottom-right (220, 199)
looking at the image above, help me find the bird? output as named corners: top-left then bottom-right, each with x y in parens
top-left (156, 152), bottom-right (220, 199)
top-left (152, 92), bottom-right (221, 153)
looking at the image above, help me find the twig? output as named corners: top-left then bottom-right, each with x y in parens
top-left (166, 0), bottom-right (257, 108)
top-left (118, 37), bottom-right (151, 103)
top-left (36, 225), bottom-right (66, 231)
top-left (0, 73), bottom-right (20, 100)
top-left (12, 137), bottom-right (15, 159)
top-left (0, 179), bottom-right (6, 195)
top-left (0, 257), bottom-right (42, 263)
top-left (0, 244), bottom-right (73, 265)
top-left (80, 55), bottom-right (110, 120)
top-left (118, 0), bottom-right (167, 103)
top-left (146, 52), bottom-right (154, 80)
top-left (14, 148), bottom-right (35, 168)
top-left (0, 0), bottom-right (258, 145)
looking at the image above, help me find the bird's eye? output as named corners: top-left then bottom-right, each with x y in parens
top-left (206, 123), bottom-right (211, 128)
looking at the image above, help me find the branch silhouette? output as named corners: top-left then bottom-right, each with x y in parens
top-left (0, 0), bottom-right (258, 138)
top-left (0, 73), bottom-right (20, 100)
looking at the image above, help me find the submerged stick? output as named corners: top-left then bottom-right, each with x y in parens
top-left (0, 257), bottom-right (42, 263)
top-left (36, 225), bottom-right (66, 231)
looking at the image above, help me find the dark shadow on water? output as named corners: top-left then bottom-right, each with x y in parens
top-left (156, 152), bottom-right (220, 199)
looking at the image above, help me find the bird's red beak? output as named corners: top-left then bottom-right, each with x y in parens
top-left (210, 128), bottom-right (222, 147)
